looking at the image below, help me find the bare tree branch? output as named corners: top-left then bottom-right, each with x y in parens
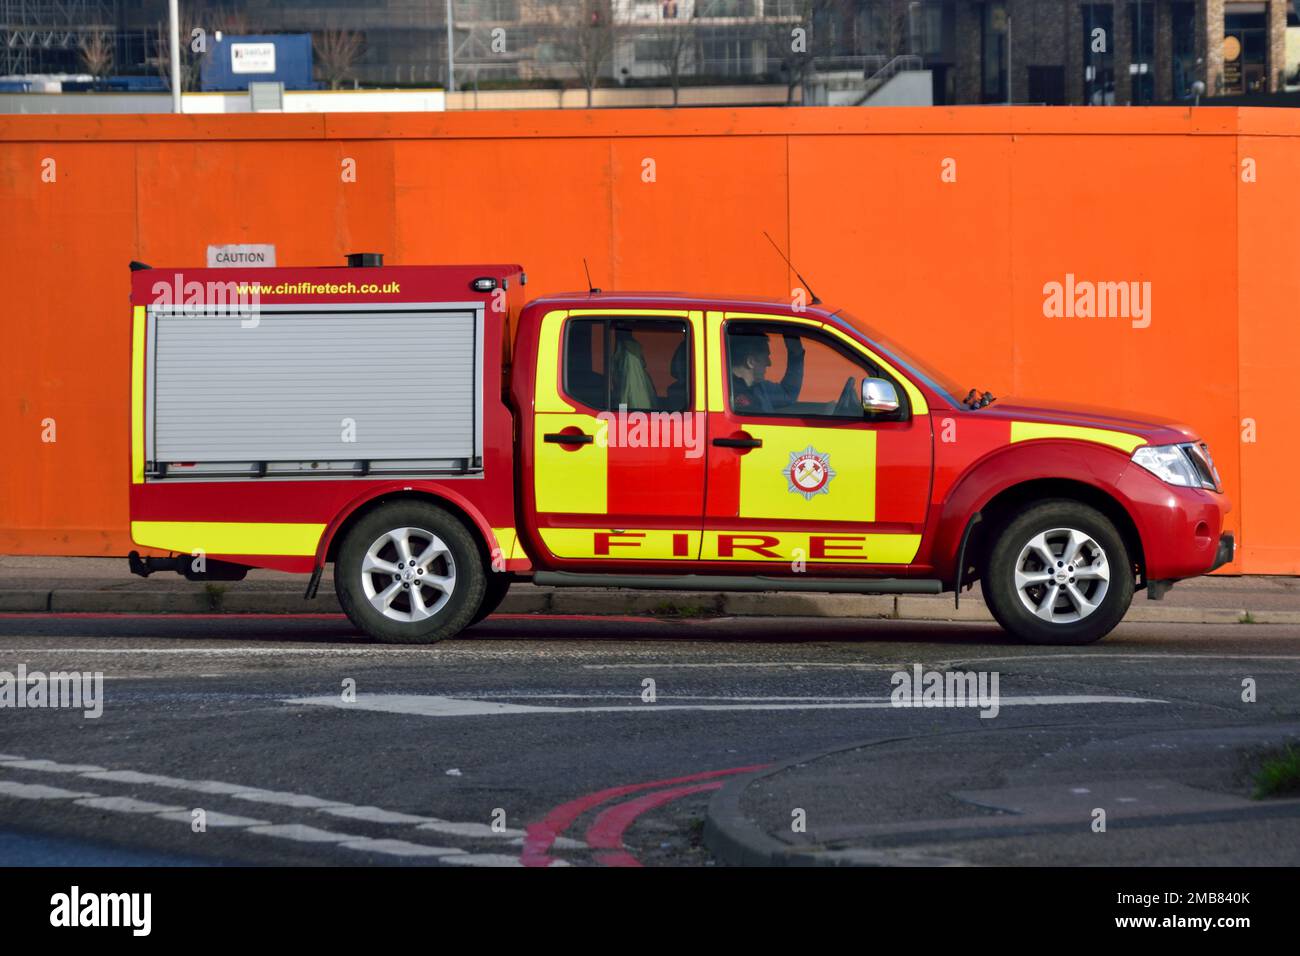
top-left (544, 0), bottom-right (616, 107)
top-left (78, 31), bottom-right (114, 82)
top-left (315, 30), bottom-right (367, 90)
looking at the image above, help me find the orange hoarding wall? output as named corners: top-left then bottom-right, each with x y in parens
top-left (0, 107), bottom-right (1295, 573)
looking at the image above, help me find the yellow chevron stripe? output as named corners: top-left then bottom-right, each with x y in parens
top-left (1010, 421), bottom-right (1146, 454)
top-left (131, 521), bottom-right (325, 557)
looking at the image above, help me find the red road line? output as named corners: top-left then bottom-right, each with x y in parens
top-left (521, 763), bottom-right (770, 867)
top-left (0, 611), bottom-right (664, 623)
top-left (587, 782), bottom-right (724, 868)
top-left (492, 613), bottom-right (665, 623)
top-left (0, 612), bottom-right (346, 620)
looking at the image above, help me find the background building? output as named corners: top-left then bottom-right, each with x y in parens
top-left (2, 0), bottom-right (1296, 104)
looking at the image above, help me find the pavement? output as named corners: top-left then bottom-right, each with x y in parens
top-left (2, 555), bottom-right (1299, 625)
top-left (704, 720), bottom-right (1300, 867)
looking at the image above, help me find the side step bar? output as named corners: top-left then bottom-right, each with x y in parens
top-left (532, 571), bottom-right (943, 595)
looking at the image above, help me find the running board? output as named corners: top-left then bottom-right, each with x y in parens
top-left (532, 572), bottom-right (944, 595)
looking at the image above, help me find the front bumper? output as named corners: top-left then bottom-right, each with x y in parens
top-left (1118, 462), bottom-right (1232, 581)
top-left (1208, 531), bottom-right (1236, 573)
top-left (1146, 531), bottom-right (1235, 600)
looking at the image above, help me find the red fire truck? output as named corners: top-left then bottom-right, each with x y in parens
top-left (126, 256), bottom-right (1233, 646)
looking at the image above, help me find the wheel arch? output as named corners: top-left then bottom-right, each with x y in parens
top-left (964, 478), bottom-right (1146, 588)
top-left (317, 486), bottom-right (495, 570)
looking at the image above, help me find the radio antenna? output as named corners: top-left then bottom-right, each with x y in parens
top-left (762, 231), bottom-right (820, 306)
top-left (582, 258), bottom-right (600, 295)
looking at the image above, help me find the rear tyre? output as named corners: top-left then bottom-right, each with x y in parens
top-left (335, 501), bottom-right (486, 644)
top-left (980, 499), bottom-right (1133, 646)
top-left (468, 572), bottom-right (513, 627)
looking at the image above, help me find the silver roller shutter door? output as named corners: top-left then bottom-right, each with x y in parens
top-left (151, 309), bottom-right (478, 467)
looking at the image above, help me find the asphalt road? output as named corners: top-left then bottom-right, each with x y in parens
top-left (0, 611), bottom-right (1298, 867)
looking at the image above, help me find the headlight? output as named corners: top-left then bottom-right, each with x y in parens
top-left (1132, 443), bottom-right (1220, 491)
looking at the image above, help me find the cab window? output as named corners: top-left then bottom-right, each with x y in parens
top-left (563, 317), bottom-right (691, 413)
top-left (725, 322), bottom-right (907, 420)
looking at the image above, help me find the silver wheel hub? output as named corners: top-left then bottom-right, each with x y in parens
top-left (360, 526), bottom-right (455, 623)
top-left (1013, 527), bottom-right (1110, 625)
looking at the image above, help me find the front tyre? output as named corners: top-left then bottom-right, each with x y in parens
top-left (981, 500), bottom-right (1133, 646)
top-left (335, 501), bottom-right (486, 644)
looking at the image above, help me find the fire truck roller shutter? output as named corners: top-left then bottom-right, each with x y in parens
top-left (148, 306), bottom-right (483, 474)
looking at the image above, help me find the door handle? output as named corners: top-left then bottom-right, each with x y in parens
top-left (544, 432), bottom-right (594, 445)
top-left (713, 436), bottom-right (763, 449)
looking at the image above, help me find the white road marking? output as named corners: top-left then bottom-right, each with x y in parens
top-left (0, 754), bottom-right (25, 761)
top-left (2, 759), bottom-right (105, 774)
top-left (246, 823), bottom-right (369, 844)
top-left (75, 796), bottom-right (187, 814)
top-left (442, 853), bottom-right (525, 867)
top-left (82, 770), bottom-right (249, 795)
top-left (582, 662), bottom-right (901, 670)
top-left (0, 781), bottom-right (96, 800)
top-left (287, 693), bottom-right (1166, 718)
top-left (417, 821), bottom-right (528, 839)
top-left (321, 805), bottom-right (440, 825)
top-left (339, 838), bottom-right (466, 858)
top-left (154, 810), bottom-right (270, 828)
top-left (0, 754), bottom-right (585, 860)
top-left (472, 693), bottom-right (909, 702)
top-left (229, 790), bottom-right (350, 809)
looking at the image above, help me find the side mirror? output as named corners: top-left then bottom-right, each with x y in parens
top-left (862, 377), bottom-right (900, 414)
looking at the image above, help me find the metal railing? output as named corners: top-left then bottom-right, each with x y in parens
top-left (854, 53), bottom-right (923, 104)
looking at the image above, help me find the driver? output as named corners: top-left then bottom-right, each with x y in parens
top-left (729, 331), bottom-right (805, 414)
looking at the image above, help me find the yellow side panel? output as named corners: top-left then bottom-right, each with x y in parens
top-left (539, 528), bottom-right (701, 560)
top-left (737, 424), bottom-right (875, 523)
top-left (700, 531), bottom-right (921, 564)
top-left (535, 310), bottom-right (575, 413)
top-left (706, 311), bottom-right (725, 412)
top-left (689, 310), bottom-right (706, 411)
top-left (491, 527), bottom-right (517, 559)
top-left (131, 521), bottom-right (325, 556)
top-left (533, 413), bottom-right (608, 513)
top-left (131, 306), bottom-right (146, 484)
top-left (1010, 421), bottom-right (1145, 454)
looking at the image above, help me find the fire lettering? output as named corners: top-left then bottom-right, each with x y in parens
top-left (716, 534), bottom-right (781, 558)
top-left (809, 536), bottom-right (867, 560)
top-left (594, 531), bottom-right (645, 556)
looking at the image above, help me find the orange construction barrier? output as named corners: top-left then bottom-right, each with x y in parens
top-left (1, 106), bottom-right (1296, 573)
